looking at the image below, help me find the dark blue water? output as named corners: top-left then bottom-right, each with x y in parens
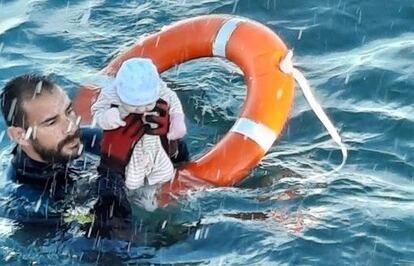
top-left (0, 0), bottom-right (413, 265)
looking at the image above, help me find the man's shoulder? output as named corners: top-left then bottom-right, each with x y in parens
top-left (0, 163), bottom-right (61, 224)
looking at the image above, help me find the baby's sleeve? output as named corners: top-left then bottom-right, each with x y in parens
top-left (158, 82), bottom-right (184, 114)
top-left (91, 87), bottom-right (117, 127)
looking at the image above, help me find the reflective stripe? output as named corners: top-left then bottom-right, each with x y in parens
top-left (212, 18), bottom-right (244, 57)
top-left (230, 118), bottom-right (277, 152)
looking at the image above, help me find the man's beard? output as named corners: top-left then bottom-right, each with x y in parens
top-left (31, 129), bottom-right (81, 163)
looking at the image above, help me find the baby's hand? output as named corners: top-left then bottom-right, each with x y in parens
top-left (100, 107), bottom-right (126, 130)
top-left (167, 112), bottom-right (187, 140)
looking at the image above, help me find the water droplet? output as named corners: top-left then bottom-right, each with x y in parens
top-left (66, 120), bottom-right (73, 134)
top-left (35, 81), bottom-right (43, 94)
top-left (161, 220), bottom-right (167, 229)
top-left (32, 126), bottom-right (38, 140)
top-left (24, 127), bottom-right (33, 140)
top-left (232, 0), bottom-right (239, 13)
top-left (155, 36), bottom-right (161, 48)
top-left (77, 143), bottom-right (84, 156)
top-left (298, 29), bottom-right (303, 40)
top-left (194, 228), bottom-right (201, 240)
top-left (80, 3), bottom-right (92, 25)
top-left (203, 226), bottom-right (209, 239)
top-left (0, 131), bottom-right (5, 143)
top-left (34, 198), bottom-right (42, 213)
top-left (7, 98), bottom-right (17, 123)
top-left (75, 116), bottom-right (81, 127)
top-left (345, 73), bottom-right (350, 84)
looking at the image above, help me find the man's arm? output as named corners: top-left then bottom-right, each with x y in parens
top-left (157, 84), bottom-right (187, 140)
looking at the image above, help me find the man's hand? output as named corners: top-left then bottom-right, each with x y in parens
top-left (143, 99), bottom-right (170, 136)
top-left (167, 112), bottom-right (187, 140)
top-left (99, 107), bottom-right (126, 130)
top-left (100, 113), bottom-right (147, 172)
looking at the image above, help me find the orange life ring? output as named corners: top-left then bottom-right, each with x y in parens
top-left (74, 15), bottom-right (294, 190)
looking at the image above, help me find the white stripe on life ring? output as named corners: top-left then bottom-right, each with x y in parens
top-left (230, 117), bottom-right (277, 152)
top-left (212, 18), bottom-right (244, 57)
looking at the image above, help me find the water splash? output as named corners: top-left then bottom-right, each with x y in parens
top-left (80, 2), bottom-right (92, 25)
top-left (232, 0), bottom-right (239, 13)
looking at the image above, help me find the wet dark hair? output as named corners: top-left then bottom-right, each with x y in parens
top-left (0, 74), bottom-right (56, 128)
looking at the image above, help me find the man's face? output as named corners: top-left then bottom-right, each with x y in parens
top-left (22, 87), bottom-right (81, 162)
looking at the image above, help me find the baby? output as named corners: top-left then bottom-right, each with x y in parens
top-left (92, 58), bottom-right (186, 191)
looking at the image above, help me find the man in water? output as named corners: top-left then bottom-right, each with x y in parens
top-left (0, 74), bottom-right (302, 246)
top-left (0, 74), bottom-right (182, 238)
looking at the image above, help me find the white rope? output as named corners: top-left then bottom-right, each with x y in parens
top-left (280, 50), bottom-right (348, 177)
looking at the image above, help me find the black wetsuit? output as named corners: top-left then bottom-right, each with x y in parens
top-left (0, 127), bottom-right (131, 232)
top-left (0, 126), bottom-right (189, 239)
